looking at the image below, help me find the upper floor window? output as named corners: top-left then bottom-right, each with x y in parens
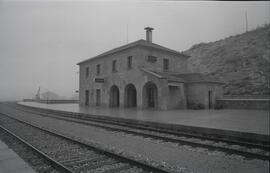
top-left (127, 56), bottom-right (132, 69)
top-left (96, 64), bottom-right (100, 75)
top-left (112, 60), bottom-right (117, 72)
top-left (147, 55), bottom-right (157, 63)
top-left (163, 58), bottom-right (169, 71)
top-left (85, 67), bottom-right (89, 78)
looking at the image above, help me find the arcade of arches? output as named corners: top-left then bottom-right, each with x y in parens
top-left (142, 82), bottom-right (158, 108)
top-left (125, 84), bottom-right (137, 108)
top-left (109, 82), bottom-right (158, 109)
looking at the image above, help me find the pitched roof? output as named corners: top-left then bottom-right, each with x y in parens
top-left (141, 69), bottom-right (224, 84)
top-left (141, 68), bottom-right (186, 83)
top-left (77, 39), bottom-right (189, 65)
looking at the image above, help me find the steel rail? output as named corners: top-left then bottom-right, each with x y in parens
top-left (0, 124), bottom-right (74, 173)
top-left (15, 103), bottom-right (269, 148)
top-left (10, 104), bottom-right (270, 161)
top-left (0, 112), bottom-right (171, 173)
top-left (14, 105), bottom-right (270, 161)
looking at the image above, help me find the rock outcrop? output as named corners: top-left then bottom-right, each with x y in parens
top-left (184, 25), bottom-right (270, 95)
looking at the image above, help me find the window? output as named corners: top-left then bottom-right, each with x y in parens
top-left (127, 56), bottom-right (132, 69)
top-left (163, 58), bottom-right (169, 71)
top-left (112, 60), bottom-right (117, 72)
top-left (85, 67), bottom-right (89, 78)
top-left (96, 89), bottom-right (101, 106)
top-left (147, 56), bottom-right (157, 63)
top-left (96, 64), bottom-right (100, 75)
top-left (85, 90), bottom-right (89, 105)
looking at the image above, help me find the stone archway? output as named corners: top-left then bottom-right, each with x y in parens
top-left (109, 85), bottom-right (120, 107)
top-left (124, 84), bottom-right (137, 108)
top-left (142, 82), bottom-right (158, 108)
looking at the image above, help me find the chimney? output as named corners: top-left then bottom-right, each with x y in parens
top-left (144, 27), bottom-right (154, 43)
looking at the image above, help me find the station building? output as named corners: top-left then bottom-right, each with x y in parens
top-left (77, 27), bottom-right (223, 110)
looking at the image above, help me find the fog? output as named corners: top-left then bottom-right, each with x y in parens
top-left (0, 1), bottom-right (269, 101)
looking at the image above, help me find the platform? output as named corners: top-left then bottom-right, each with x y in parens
top-left (18, 102), bottom-right (269, 136)
top-left (0, 140), bottom-right (36, 173)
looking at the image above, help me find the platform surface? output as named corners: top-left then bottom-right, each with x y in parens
top-left (0, 140), bottom-right (36, 173)
top-left (19, 102), bottom-right (269, 135)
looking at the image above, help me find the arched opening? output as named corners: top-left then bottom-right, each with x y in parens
top-left (143, 82), bottom-right (158, 108)
top-left (109, 85), bottom-right (120, 107)
top-left (124, 84), bottom-right (137, 108)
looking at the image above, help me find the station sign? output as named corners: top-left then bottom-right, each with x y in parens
top-left (95, 78), bottom-right (105, 83)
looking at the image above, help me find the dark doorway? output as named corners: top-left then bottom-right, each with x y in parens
top-left (125, 84), bottom-right (137, 108)
top-left (143, 82), bottom-right (158, 108)
top-left (96, 89), bottom-right (101, 106)
top-left (110, 85), bottom-right (120, 107)
top-left (85, 90), bottom-right (89, 106)
top-left (147, 87), bottom-right (156, 107)
top-left (208, 90), bottom-right (213, 109)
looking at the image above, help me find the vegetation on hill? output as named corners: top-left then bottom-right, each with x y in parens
top-left (184, 24), bottom-right (270, 95)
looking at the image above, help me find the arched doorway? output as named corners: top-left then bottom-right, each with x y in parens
top-left (143, 82), bottom-right (158, 108)
top-left (124, 84), bottom-right (137, 108)
top-left (109, 85), bottom-right (120, 107)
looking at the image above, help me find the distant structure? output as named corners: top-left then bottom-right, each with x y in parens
top-left (41, 91), bottom-right (61, 100)
top-left (35, 87), bottom-right (41, 100)
top-left (77, 27), bottom-right (223, 110)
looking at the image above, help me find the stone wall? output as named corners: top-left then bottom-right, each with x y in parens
top-left (137, 47), bottom-right (187, 73)
top-left (216, 99), bottom-right (270, 110)
top-left (186, 82), bottom-right (223, 109)
top-left (79, 45), bottom-right (188, 109)
top-left (23, 99), bottom-right (78, 104)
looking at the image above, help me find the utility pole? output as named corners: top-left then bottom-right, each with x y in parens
top-left (126, 24), bottom-right (129, 44)
top-left (245, 10), bottom-right (248, 32)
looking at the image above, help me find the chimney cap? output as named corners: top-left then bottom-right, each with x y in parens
top-left (144, 27), bottom-right (154, 31)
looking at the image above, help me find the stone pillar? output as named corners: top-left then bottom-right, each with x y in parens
top-left (180, 83), bottom-right (187, 109)
top-left (119, 87), bottom-right (125, 108)
top-left (137, 88), bottom-right (143, 109)
top-left (158, 80), bottom-right (169, 110)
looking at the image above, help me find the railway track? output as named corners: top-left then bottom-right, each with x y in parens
top-left (0, 126), bottom-right (61, 173)
top-left (7, 103), bottom-right (270, 161)
top-left (0, 112), bottom-right (171, 173)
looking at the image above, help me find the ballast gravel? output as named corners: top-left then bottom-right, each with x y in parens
top-left (1, 105), bottom-right (269, 173)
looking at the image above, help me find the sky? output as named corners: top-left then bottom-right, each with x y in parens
top-left (0, 0), bottom-right (269, 101)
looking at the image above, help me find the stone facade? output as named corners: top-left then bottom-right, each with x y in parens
top-left (78, 28), bottom-right (223, 110)
top-left (186, 83), bottom-right (223, 109)
top-left (216, 99), bottom-right (270, 110)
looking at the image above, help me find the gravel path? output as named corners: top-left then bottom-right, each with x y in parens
top-left (1, 105), bottom-right (269, 173)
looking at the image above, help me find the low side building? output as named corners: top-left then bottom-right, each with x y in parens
top-left (77, 27), bottom-right (223, 110)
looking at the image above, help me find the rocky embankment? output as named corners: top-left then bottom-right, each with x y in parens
top-left (184, 25), bottom-right (270, 95)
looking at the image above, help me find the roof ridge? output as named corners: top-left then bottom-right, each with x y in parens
top-left (77, 39), bottom-right (189, 65)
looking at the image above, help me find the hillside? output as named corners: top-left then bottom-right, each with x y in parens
top-left (184, 25), bottom-right (270, 95)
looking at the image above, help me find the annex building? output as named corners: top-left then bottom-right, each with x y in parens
top-left (77, 27), bottom-right (223, 110)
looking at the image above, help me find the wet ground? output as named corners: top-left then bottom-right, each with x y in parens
top-left (19, 102), bottom-right (269, 135)
top-left (2, 104), bottom-right (269, 173)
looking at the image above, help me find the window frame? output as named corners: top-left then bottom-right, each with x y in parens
top-left (85, 67), bottom-right (89, 78)
top-left (147, 56), bottom-right (157, 63)
top-left (163, 58), bottom-right (169, 71)
top-left (112, 60), bottom-right (117, 72)
top-left (127, 56), bottom-right (132, 69)
top-left (96, 64), bottom-right (100, 75)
